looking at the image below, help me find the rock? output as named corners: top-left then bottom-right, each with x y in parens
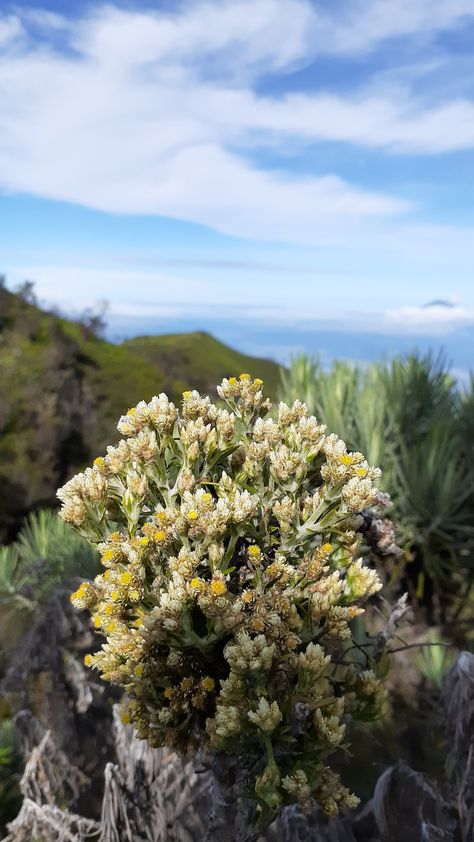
top-left (443, 651), bottom-right (474, 840)
top-left (370, 762), bottom-right (455, 842)
top-left (1, 585), bottom-right (118, 818)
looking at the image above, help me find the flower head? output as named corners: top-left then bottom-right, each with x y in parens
top-left (59, 376), bottom-right (386, 820)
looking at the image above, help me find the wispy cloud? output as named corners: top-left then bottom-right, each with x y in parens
top-left (0, 14), bottom-right (23, 47)
top-left (222, 91), bottom-right (474, 154)
top-left (71, 0), bottom-right (316, 76)
top-left (312, 0), bottom-right (474, 56)
top-left (1, 1), bottom-right (473, 247)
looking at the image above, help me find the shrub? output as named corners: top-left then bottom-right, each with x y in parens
top-left (0, 510), bottom-right (99, 653)
top-left (59, 376), bottom-right (387, 821)
top-left (279, 353), bottom-right (474, 620)
top-left (14, 508), bottom-right (99, 590)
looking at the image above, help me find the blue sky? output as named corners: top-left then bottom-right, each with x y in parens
top-left (1, 0), bottom-right (474, 363)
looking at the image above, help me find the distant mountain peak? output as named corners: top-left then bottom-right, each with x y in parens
top-left (423, 299), bottom-right (455, 309)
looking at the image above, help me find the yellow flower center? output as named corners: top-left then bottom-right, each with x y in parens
top-left (201, 676), bottom-right (215, 692)
top-left (239, 372), bottom-right (251, 380)
top-left (210, 579), bottom-right (226, 596)
top-left (163, 687), bottom-right (173, 699)
top-left (248, 544), bottom-right (261, 559)
top-left (355, 467), bottom-right (367, 477)
top-left (339, 455), bottom-right (353, 466)
top-left (70, 584), bottom-right (85, 602)
top-left (119, 571), bottom-right (132, 586)
top-left (188, 510), bottom-right (198, 521)
top-left (251, 618), bottom-right (265, 632)
top-left (322, 543), bottom-right (333, 554)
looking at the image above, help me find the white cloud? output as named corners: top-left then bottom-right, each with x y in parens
top-left (313, 0), bottom-right (474, 56)
top-left (71, 0), bottom-right (316, 76)
top-left (0, 14), bottom-right (24, 48)
top-left (0, 1), bottom-right (473, 244)
top-left (384, 302), bottom-right (474, 332)
top-left (6, 265), bottom-right (219, 313)
top-left (19, 10), bottom-right (65, 31)
top-left (203, 88), bottom-right (474, 154)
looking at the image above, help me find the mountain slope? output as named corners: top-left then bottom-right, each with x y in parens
top-left (0, 288), bottom-right (281, 537)
top-left (123, 331), bottom-right (281, 399)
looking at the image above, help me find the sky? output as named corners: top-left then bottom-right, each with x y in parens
top-left (0, 0), bottom-right (473, 366)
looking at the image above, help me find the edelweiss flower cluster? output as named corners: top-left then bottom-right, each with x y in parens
top-left (59, 375), bottom-right (386, 820)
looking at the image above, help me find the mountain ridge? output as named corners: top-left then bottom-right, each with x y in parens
top-left (0, 286), bottom-right (281, 538)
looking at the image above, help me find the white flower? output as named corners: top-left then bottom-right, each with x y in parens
top-left (248, 698), bottom-right (282, 732)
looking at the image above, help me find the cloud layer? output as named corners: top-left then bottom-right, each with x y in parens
top-left (10, 263), bottom-right (474, 339)
top-left (1, 0), bottom-right (473, 245)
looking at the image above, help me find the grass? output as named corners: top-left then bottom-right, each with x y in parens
top-left (123, 330), bottom-right (281, 400)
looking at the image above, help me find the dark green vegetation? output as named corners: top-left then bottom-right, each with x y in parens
top-left (0, 719), bottom-right (20, 832)
top-left (0, 509), bottom-right (99, 657)
top-left (279, 353), bottom-right (474, 637)
top-left (0, 287), bottom-right (281, 539)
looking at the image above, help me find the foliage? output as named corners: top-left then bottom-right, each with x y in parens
top-left (60, 375), bottom-right (390, 822)
top-left (0, 510), bottom-right (99, 646)
top-left (15, 509), bottom-right (99, 584)
top-left (0, 718), bottom-right (21, 831)
top-left (459, 373), bottom-right (474, 460)
top-left (416, 633), bottom-right (456, 690)
top-left (279, 353), bottom-right (474, 617)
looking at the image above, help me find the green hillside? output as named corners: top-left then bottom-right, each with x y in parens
top-left (0, 287), bottom-right (281, 537)
top-left (124, 331), bottom-right (281, 399)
